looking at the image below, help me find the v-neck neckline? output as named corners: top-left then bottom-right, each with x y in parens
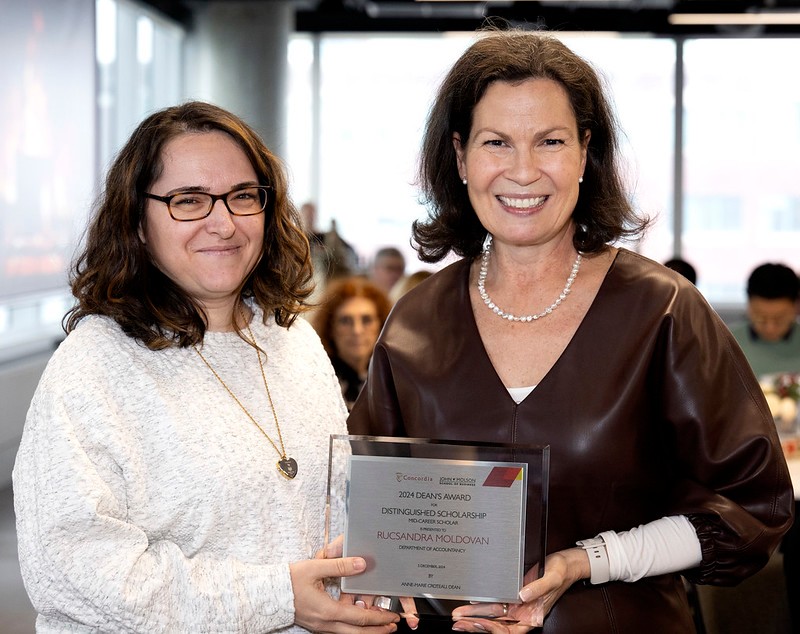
top-left (456, 249), bottom-right (623, 403)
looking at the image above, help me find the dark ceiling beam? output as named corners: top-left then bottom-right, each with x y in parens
top-left (295, 3), bottom-right (800, 35)
top-left (294, 5), bottom-right (677, 33)
top-left (136, 0), bottom-right (800, 35)
top-left (295, 2), bottom-right (800, 37)
top-left (139, 0), bottom-right (194, 24)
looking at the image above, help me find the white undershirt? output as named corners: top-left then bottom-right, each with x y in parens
top-left (507, 385), bottom-right (536, 403)
top-left (507, 386), bottom-right (703, 581)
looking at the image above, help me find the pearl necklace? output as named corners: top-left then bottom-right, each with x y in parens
top-left (477, 234), bottom-right (582, 322)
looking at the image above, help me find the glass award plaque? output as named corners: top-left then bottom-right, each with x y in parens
top-left (326, 435), bottom-right (549, 610)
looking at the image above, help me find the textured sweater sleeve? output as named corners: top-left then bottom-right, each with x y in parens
top-left (14, 374), bottom-right (295, 634)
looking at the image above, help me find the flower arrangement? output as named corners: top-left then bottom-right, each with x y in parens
top-left (760, 372), bottom-right (799, 458)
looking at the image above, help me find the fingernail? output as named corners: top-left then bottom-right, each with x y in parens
top-left (519, 587), bottom-right (534, 602)
top-left (352, 558), bottom-right (366, 571)
top-left (355, 600), bottom-right (366, 608)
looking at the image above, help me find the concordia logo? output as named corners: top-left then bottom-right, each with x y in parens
top-left (482, 466), bottom-right (523, 487)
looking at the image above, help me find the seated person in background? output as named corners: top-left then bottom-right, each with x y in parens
top-left (663, 257), bottom-right (697, 285)
top-left (369, 246), bottom-right (406, 295)
top-left (312, 277), bottom-right (391, 409)
top-left (730, 262), bottom-right (800, 378)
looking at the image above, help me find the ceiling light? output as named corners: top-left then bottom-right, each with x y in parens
top-left (669, 12), bottom-right (800, 26)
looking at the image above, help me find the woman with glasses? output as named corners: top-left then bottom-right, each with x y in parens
top-left (311, 277), bottom-right (392, 410)
top-left (13, 102), bottom-right (400, 634)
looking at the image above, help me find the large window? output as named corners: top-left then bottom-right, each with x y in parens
top-left (288, 34), bottom-right (476, 272)
top-left (682, 38), bottom-right (800, 304)
top-left (287, 32), bottom-right (800, 306)
top-left (287, 33), bottom-right (675, 274)
top-left (0, 0), bottom-right (95, 358)
top-left (97, 0), bottom-right (184, 177)
top-left (559, 34), bottom-right (675, 262)
top-left (4, 20), bottom-right (799, 360)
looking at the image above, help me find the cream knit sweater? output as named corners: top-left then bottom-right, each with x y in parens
top-left (13, 308), bottom-right (348, 633)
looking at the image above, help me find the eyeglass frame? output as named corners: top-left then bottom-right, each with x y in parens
top-left (142, 185), bottom-right (272, 222)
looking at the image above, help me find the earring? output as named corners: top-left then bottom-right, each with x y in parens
top-left (462, 178), bottom-right (467, 185)
top-left (578, 177), bottom-right (584, 184)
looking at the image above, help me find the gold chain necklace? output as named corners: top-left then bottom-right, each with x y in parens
top-left (194, 320), bottom-right (298, 480)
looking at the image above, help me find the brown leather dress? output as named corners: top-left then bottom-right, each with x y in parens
top-left (348, 249), bottom-right (794, 633)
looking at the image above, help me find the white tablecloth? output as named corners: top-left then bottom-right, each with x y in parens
top-left (787, 458), bottom-right (800, 501)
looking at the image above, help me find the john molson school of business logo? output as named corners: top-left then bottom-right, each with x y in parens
top-left (393, 466), bottom-right (523, 488)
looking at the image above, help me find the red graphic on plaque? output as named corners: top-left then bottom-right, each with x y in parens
top-left (482, 466), bottom-right (523, 487)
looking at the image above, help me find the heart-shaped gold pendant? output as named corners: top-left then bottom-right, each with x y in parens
top-left (277, 457), bottom-right (298, 479)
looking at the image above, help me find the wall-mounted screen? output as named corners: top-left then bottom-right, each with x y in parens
top-left (0, 0), bottom-right (96, 299)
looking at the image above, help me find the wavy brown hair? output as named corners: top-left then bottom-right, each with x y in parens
top-left (413, 28), bottom-right (648, 263)
top-left (310, 277), bottom-right (392, 359)
top-left (65, 101), bottom-right (313, 349)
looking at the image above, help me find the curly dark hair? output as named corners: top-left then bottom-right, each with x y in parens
top-left (65, 101), bottom-right (314, 349)
top-left (310, 277), bottom-right (392, 360)
top-left (413, 28), bottom-right (648, 263)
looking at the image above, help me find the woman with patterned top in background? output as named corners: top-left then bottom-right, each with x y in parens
top-left (312, 277), bottom-right (392, 410)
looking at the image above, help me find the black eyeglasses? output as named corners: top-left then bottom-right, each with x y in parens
top-left (143, 186), bottom-right (271, 222)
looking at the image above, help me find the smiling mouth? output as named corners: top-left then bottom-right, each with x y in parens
top-left (198, 245), bottom-right (240, 254)
top-left (497, 195), bottom-right (547, 209)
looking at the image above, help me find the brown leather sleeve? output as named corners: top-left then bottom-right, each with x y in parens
top-left (649, 286), bottom-right (795, 584)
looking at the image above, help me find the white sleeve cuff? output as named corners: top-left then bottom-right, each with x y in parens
top-left (597, 515), bottom-right (703, 582)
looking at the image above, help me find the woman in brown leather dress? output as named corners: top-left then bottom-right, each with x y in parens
top-left (347, 30), bottom-right (794, 633)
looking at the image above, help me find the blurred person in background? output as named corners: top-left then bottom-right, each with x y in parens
top-left (730, 262), bottom-right (800, 378)
top-left (389, 270), bottom-right (434, 304)
top-left (312, 276), bottom-right (392, 410)
top-left (369, 246), bottom-right (406, 295)
top-left (300, 201), bottom-right (359, 306)
top-left (663, 257), bottom-right (697, 285)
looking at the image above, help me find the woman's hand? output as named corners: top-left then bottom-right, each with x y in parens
top-left (450, 547), bottom-right (589, 632)
top-left (290, 556), bottom-right (400, 633)
top-left (321, 536), bottom-right (420, 630)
